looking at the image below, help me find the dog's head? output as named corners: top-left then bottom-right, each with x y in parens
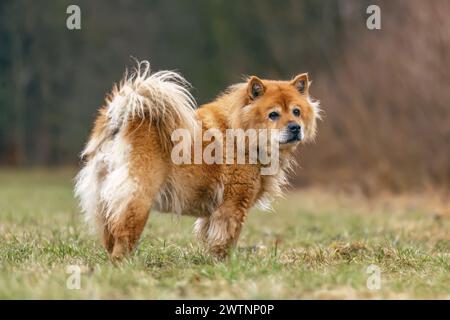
top-left (235, 74), bottom-right (320, 152)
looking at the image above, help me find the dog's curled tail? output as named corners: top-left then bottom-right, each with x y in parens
top-left (76, 61), bottom-right (197, 231)
top-left (82, 60), bottom-right (197, 159)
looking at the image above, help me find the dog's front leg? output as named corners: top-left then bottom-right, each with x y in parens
top-left (200, 200), bottom-right (250, 260)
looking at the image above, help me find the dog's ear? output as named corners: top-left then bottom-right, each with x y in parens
top-left (291, 73), bottom-right (310, 95)
top-left (247, 76), bottom-right (265, 100)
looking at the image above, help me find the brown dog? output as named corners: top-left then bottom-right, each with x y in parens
top-left (75, 61), bottom-right (320, 260)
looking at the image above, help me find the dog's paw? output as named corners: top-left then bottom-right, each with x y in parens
top-left (209, 246), bottom-right (230, 262)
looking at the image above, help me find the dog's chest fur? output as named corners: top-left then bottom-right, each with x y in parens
top-left (152, 163), bottom-right (287, 217)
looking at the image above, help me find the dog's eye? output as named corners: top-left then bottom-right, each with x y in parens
top-left (268, 111), bottom-right (280, 120)
top-left (293, 108), bottom-right (301, 117)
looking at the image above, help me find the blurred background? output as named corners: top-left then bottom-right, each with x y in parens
top-left (0, 0), bottom-right (449, 194)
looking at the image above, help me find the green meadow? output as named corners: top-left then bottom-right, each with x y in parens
top-left (0, 169), bottom-right (449, 299)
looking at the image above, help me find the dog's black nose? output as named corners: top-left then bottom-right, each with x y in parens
top-left (287, 122), bottom-right (300, 133)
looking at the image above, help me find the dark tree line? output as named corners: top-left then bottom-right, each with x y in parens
top-left (1, 0), bottom-right (449, 191)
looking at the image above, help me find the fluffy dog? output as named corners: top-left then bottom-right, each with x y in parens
top-left (75, 61), bottom-right (320, 260)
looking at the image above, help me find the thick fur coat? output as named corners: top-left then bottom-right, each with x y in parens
top-left (75, 61), bottom-right (320, 259)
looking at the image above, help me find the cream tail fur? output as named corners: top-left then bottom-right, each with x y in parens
top-left (74, 60), bottom-right (198, 231)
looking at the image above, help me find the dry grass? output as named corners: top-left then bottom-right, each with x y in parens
top-left (0, 169), bottom-right (449, 299)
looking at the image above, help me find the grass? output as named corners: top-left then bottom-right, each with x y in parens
top-left (0, 169), bottom-right (449, 299)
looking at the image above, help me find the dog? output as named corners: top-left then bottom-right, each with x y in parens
top-left (75, 61), bottom-right (320, 260)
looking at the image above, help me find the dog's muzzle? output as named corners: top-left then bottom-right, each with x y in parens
top-left (279, 122), bottom-right (303, 144)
